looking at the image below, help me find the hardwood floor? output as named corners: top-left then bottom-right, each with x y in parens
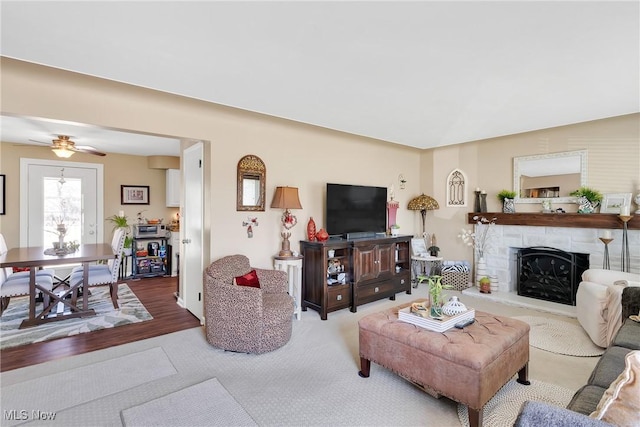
top-left (0, 276), bottom-right (201, 372)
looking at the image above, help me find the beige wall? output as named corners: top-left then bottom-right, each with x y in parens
top-left (1, 58), bottom-right (638, 269)
top-left (0, 58), bottom-right (421, 269)
top-left (0, 144), bottom-right (179, 247)
top-left (423, 114), bottom-right (640, 261)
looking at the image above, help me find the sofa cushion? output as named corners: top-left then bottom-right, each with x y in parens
top-left (582, 269), bottom-right (640, 286)
top-left (590, 350), bottom-right (640, 426)
top-left (613, 279), bottom-right (640, 288)
top-left (612, 321), bottom-right (640, 351)
top-left (515, 400), bottom-right (613, 427)
top-left (233, 269), bottom-right (260, 288)
top-left (567, 384), bottom-right (608, 416)
top-left (588, 346), bottom-right (632, 389)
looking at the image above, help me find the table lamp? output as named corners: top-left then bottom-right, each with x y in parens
top-left (407, 194), bottom-right (439, 237)
top-left (271, 186), bottom-right (302, 257)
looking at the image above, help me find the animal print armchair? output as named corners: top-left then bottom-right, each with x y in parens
top-left (203, 254), bottom-right (294, 354)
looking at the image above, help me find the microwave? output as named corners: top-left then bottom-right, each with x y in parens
top-left (133, 224), bottom-right (168, 239)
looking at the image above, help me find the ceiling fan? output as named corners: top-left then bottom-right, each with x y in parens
top-left (28, 135), bottom-right (107, 158)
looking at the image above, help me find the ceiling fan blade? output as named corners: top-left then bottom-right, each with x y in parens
top-left (28, 138), bottom-right (52, 146)
top-left (73, 146), bottom-right (107, 156)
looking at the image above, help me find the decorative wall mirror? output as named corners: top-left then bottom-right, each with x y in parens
top-left (237, 154), bottom-right (266, 211)
top-left (513, 150), bottom-right (587, 204)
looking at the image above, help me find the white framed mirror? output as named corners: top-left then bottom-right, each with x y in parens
top-left (513, 150), bottom-right (587, 204)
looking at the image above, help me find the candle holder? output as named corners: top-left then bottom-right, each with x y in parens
top-left (599, 237), bottom-right (613, 269)
top-left (474, 190), bottom-right (482, 213)
top-left (619, 215), bottom-right (633, 272)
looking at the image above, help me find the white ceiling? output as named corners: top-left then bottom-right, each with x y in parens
top-left (1, 1), bottom-right (638, 155)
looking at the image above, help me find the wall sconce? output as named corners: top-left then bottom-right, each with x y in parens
top-left (271, 186), bottom-right (302, 257)
top-left (399, 174), bottom-right (406, 190)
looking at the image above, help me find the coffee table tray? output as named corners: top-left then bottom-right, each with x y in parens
top-left (398, 307), bottom-right (475, 332)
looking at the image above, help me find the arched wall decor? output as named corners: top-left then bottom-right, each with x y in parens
top-left (237, 154), bottom-right (266, 211)
top-left (446, 168), bottom-right (467, 207)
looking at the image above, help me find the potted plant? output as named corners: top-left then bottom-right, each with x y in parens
top-left (123, 236), bottom-right (133, 256)
top-left (390, 224), bottom-right (400, 236)
top-left (497, 190), bottom-right (517, 213)
top-left (570, 187), bottom-right (603, 213)
top-left (427, 275), bottom-right (452, 318)
top-left (106, 213), bottom-right (132, 255)
top-left (427, 245), bottom-right (440, 257)
top-left (479, 276), bottom-right (491, 293)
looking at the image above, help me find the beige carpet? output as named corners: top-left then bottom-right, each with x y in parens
top-left (513, 315), bottom-right (605, 357)
top-left (0, 290), bottom-right (600, 426)
top-left (2, 347), bottom-right (176, 422)
top-left (0, 284), bottom-right (152, 350)
top-left (121, 378), bottom-right (257, 427)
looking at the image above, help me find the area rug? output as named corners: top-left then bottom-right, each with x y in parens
top-left (0, 284), bottom-right (152, 350)
top-left (458, 378), bottom-right (575, 427)
top-left (513, 315), bottom-right (605, 357)
top-left (121, 377), bottom-right (257, 427)
top-left (2, 347), bottom-right (176, 414)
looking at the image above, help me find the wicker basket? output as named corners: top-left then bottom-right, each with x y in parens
top-left (442, 270), bottom-right (472, 291)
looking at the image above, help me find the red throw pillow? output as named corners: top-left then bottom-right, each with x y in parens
top-left (13, 267), bottom-right (30, 273)
top-left (233, 269), bottom-right (260, 288)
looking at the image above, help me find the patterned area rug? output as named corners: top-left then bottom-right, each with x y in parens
top-left (513, 315), bottom-right (605, 357)
top-left (458, 379), bottom-right (575, 427)
top-left (0, 284), bottom-right (152, 350)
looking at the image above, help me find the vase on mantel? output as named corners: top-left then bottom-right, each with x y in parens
top-left (476, 256), bottom-right (487, 288)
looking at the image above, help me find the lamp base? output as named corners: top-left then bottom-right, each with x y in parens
top-left (279, 231), bottom-right (293, 257)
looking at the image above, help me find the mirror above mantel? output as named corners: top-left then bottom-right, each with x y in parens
top-left (513, 150), bottom-right (587, 204)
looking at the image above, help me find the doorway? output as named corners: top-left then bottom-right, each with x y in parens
top-left (181, 143), bottom-right (204, 322)
top-left (20, 159), bottom-right (104, 247)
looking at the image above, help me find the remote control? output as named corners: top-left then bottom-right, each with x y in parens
top-left (455, 318), bottom-right (475, 329)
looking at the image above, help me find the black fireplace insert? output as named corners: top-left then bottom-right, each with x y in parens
top-left (517, 246), bottom-right (589, 306)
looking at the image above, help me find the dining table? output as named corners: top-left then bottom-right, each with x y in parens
top-left (0, 243), bottom-right (116, 328)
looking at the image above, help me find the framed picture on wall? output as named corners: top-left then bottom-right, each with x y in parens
top-left (121, 185), bottom-right (150, 205)
top-left (601, 193), bottom-right (631, 214)
top-left (0, 174), bottom-right (5, 215)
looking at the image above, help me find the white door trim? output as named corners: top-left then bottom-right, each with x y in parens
top-left (20, 158), bottom-right (104, 246)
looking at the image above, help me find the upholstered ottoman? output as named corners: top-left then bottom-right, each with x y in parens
top-left (358, 302), bottom-right (530, 427)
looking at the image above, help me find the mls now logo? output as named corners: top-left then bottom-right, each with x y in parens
top-left (4, 410), bottom-right (56, 421)
top-left (3, 410), bottom-right (28, 421)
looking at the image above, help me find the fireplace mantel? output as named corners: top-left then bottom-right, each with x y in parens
top-left (467, 212), bottom-right (640, 230)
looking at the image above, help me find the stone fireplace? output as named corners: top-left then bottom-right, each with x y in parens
top-left (466, 213), bottom-right (640, 302)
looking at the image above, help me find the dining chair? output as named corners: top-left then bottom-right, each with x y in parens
top-left (0, 233), bottom-right (55, 283)
top-left (68, 228), bottom-right (125, 309)
top-left (0, 264), bottom-right (55, 316)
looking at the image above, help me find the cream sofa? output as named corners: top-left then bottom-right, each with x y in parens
top-left (576, 269), bottom-right (640, 348)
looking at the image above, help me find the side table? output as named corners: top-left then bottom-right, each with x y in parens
top-left (273, 255), bottom-right (303, 320)
top-left (411, 255), bottom-right (443, 288)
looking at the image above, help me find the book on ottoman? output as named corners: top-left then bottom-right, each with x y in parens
top-left (398, 306), bottom-right (475, 332)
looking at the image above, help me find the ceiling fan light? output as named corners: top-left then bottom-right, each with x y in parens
top-left (52, 148), bottom-right (74, 158)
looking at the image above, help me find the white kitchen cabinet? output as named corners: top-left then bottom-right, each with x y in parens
top-left (166, 169), bottom-right (180, 207)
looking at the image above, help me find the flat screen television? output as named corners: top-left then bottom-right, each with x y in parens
top-left (326, 183), bottom-right (387, 237)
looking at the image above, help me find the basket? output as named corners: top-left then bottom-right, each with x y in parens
top-left (442, 271), bottom-right (471, 290)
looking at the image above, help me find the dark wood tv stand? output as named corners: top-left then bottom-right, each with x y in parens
top-left (300, 235), bottom-right (412, 320)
